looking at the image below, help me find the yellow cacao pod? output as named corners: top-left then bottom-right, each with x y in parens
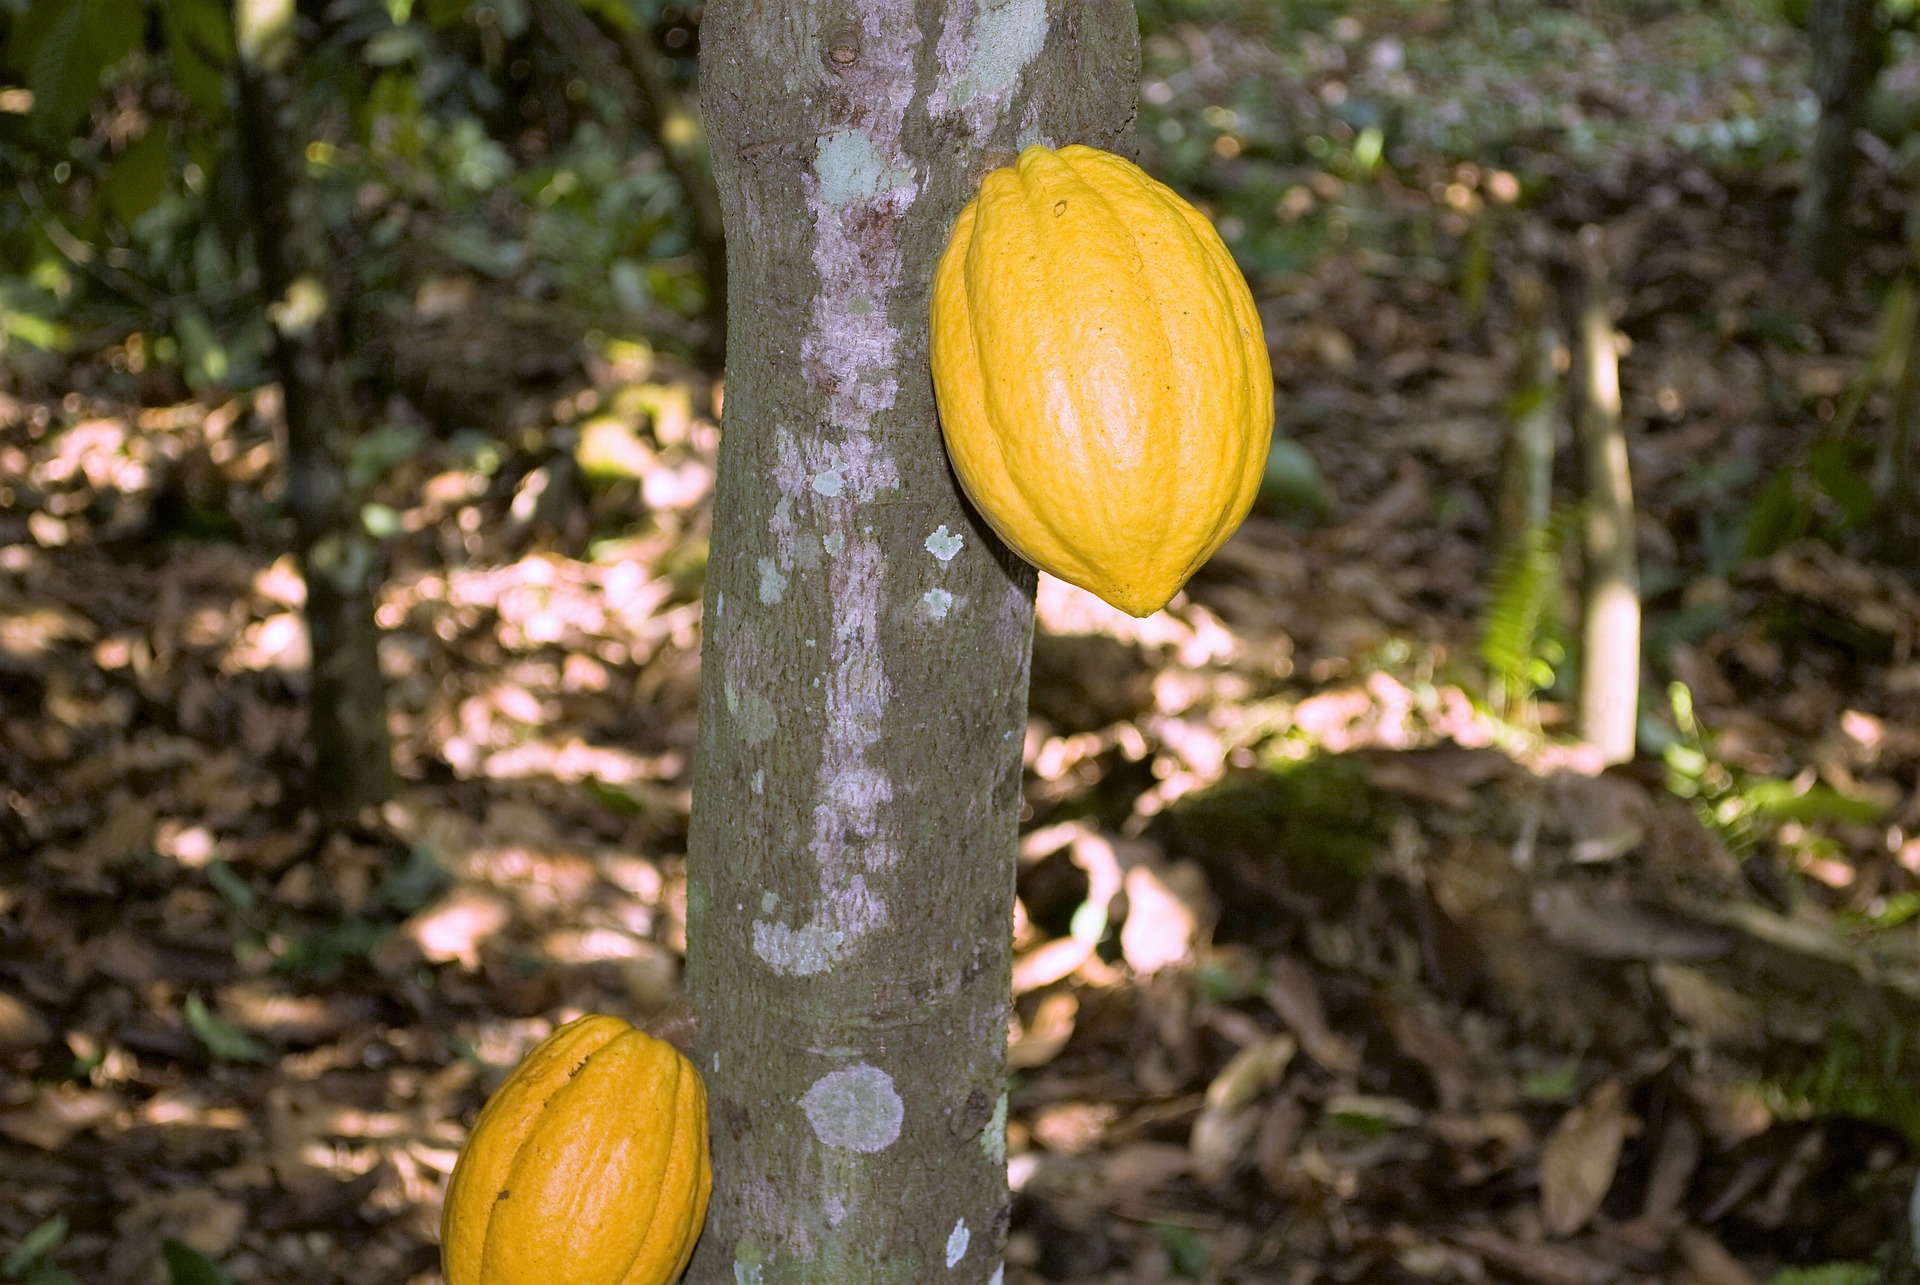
top-left (441, 1015), bottom-right (711, 1285)
top-left (930, 144), bottom-right (1273, 617)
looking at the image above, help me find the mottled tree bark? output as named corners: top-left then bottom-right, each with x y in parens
top-left (683, 3), bottom-right (1136, 1281)
top-left (1792, 0), bottom-right (1885, 284)
top-left (233, 10), bottom-right (393, 819)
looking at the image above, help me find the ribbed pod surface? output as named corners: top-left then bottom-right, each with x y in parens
top-left (441, 1015), bottom-right (711, 1285)
top-left (931, 144), bottom-right (1272, 617)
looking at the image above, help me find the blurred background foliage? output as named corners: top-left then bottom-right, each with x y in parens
top-left (0, 0), bottom-right (1855, 403)
top-left (0, 0), bottom-right (714, 417)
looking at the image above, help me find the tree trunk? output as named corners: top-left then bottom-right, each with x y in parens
top-left (1880, 1173), bottom-right (1920, 1285)
top-left (1874, 275), bottom-right (1920, 564)
top-left (684, 3), bottom-right (1136, 1281)
top-left (1792, 0), bottom-right (1885, 284)
top-left (233, 10), bottom-right (393, 820)
top-left (1492, 262), bottom-right (1559, 555)
top-left (1570, 225), bottom-right (1639, 767)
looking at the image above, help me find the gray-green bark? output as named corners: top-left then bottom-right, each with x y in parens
top-left (1792, 0), bottom-right (1885, 283)
top-left (683, 3), bottom-right (1136, 1280)
top-left (233, 7), bottom-right (393, 819)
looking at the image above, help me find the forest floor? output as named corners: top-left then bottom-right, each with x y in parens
top-left (7, 4), bottom-right (1920, 1284)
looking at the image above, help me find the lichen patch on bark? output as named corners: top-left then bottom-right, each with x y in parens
top-left (926, 525), bottom-right (965, 561)
top-left (801, 1062), bottom-right (905, 1153)
top-left (930, 0), bottom-right (1052, 139)
top-left (945, 1218), bottom-right (971, 1267)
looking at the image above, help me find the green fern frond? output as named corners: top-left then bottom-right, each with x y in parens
top-left (1479, 507), bottom-right (1580, 721)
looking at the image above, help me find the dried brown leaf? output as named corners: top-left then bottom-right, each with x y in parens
top-left (1189, 1104), bottom-right (1262, 1185)
top-left (1451, 1227), bottom-right (1619, 1285)
top-left (1673, 1226), bottom-right (1759, 1285)
top-left (1387, 1001), bottom-right (1475, 1112)
top-left (115, 1188), bottom-right (247, 1260)
top-left (1639, 1112), bottom-right (1702, 1224)
top-left (1012, 938), bottom-right (1094, 996)
top-left (1120, 863), bottom-right (1203, 976)
top-left (0, 992), bottom-right (50, 1051)
top-left (1264, 955), bottom-right (1358, 1073)
top-left (1530, 884), bottom-right (1733, 962)
top-left (0, 1086), bottom-right (123, 1150)
top-left (1009, 991), bottom-right (1079, 1071)
top-left (1100, 1142), bottom-right (1190, 1196)
top-left (1204, 1035), bottom-right (1297, 1112)
top-left (1650, 963), bottom-right (1765, 1049)
top-left (217, 982), bottom-right (375, 1045)
top-left (1254, 1094), bottom-right (1308, 1194)
top-left (1030, 1100), bottom-right (1116, 1155)
top-left (396, 888), bottom-right (512, 969)
top-left (1541, 1080), bottom-right (1630, 1237)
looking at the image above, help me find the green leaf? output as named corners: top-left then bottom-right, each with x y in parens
top-left (1767, 1267), bottom-right (1875, 1285)
top-left (347, 420), bottom-right (426, 490)
top-left (12, 0), bottom-right (143, 135)
top-left (576, 0), bottom-right (637, 30)
top-left (488, 0), bottom-right (529, 38)
top-left (0, 281), bottom-right (67, 352)
top-left (204, 859), bottom-right (257, 916)
top-left (1519, 1058), bottom-right (1582, 1102)
top-left (1741, 779), bottom-right (1884, 826)
top-left (1151, 1224), bottom-right (1209, 1280)
top-left (162, 0), bottom-right (235, 116)
top-left (161, 1241), bottom-right (237, 1285)
top-left (376, 843), bottom-right (449, 914)
top-left (1806, 440), bottom-right (1873, 530)
top-left (1742, 467), bottom-right (1809, 558)
top-left (24, 1267), bottom-right (82, 1285)
top-left (581, 777), bottom-right (647, 816)
top-left (105, 126), bottom-right (171, 224)
top-left (1254, 435), bottom-right (1327, 520)
top-left (420, 0), bottom-right (472, 28)
top-left (172, 306), bottom-right (230, 388)
top-left (182, 992), bottom-right (269, 1063)
top-left (363, 25), bottom-right (429, 68)
top-left (3, 1216), bottom-right (67, 1278)
top-left (271, 917), bottom-right (389, 979)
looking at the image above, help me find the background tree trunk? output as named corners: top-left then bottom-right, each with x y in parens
top-left (1492, 262), bottom-right (1559, 556)
top-left (1793, 0), bottom-right (1885, 283)
top-left (1874, 274), bottom-right (1920, 564)
top-left (595, 7), bottom-right (730, 367)
top-left (684, 3), bottom-right (1136, 1280)
top-left (233, 8), bottom-right (393, 820)
top-left (1569, 225), bottom-right (1640, 766)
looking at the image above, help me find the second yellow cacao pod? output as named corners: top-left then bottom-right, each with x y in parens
top-left (441, 1014), bottom-right (711, 1285)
